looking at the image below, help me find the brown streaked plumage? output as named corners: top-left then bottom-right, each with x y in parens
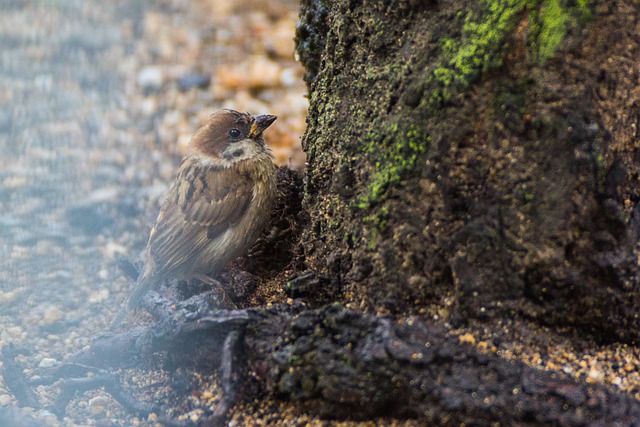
top-left (112, 109), bottom-right (277, 326)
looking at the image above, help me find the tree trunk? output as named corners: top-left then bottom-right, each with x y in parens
top-left (295, 0), bottom-right (640, 342)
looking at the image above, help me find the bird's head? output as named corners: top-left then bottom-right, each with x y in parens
top-left (188, 109), bottom-right (277, 165)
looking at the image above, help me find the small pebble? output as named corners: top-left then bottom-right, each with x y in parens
top-left (177, 73), bottom-right (211, 91)
top-left (0, 289), bottom-right (19, 304)
top-left (36, 410), bottom-right (58, 425)
top-left (102, 241), bottom-right (128, 258)
top-left (88, 396), bottom-right (110, 415)
top-left (38, 358), bottom-right (57, 368)
top-left (137, 66), bottom-right (164, 92)
top-left (587, 368), bottom-right (603, 381)
top-left (458, 333), bottom-right (476, 345)
top-left (279, 68), bottom-right (298, 87)
top-left (85, 187), bottom-right (120, 203)
top-left (2, 176), bottom-right (28, 189)
top-left (88, 288), bottom-right (110, 304)
top-left (141, 97), bottom-right (158, 115)
top-left (5, 326), bottom-right (24, 340)
top-left (46, 334), bottom-right (60, 342)
top-left (0, 394), bottom-right (12, 406)
top-left (42, 306), bottom-right (63, 325)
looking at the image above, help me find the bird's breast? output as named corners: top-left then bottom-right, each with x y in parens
top-left (192, 156), bottom-right (276, 274)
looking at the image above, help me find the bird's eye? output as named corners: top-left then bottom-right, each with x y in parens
top-left (228, 128), bottom-right (241, 138)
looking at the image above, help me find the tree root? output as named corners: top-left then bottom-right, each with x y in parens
top-left (4, 292), bottom-right (640, 426)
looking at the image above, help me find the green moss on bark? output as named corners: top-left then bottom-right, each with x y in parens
top-left (428, 0), bottom-right (593, 105)
top-left (356, 124), bottom-right (430, 210)
top-left (431, 0), bottom-right (529, 104)
top-left (532, 0), bottom-right (592, 61)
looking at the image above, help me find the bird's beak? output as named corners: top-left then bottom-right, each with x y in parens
top-left (249, 114), bottom-right (277, 138)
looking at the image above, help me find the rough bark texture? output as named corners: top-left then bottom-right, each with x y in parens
top-left (296, 0), bottom-right (640, 342)
top-left (244, 305), bottom-right (640, 425)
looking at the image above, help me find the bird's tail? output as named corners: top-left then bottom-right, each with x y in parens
top-left (110, 273), bottom-right (154, 329)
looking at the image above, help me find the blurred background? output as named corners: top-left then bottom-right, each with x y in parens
top-left (0, 0), bottom-right (306, 424)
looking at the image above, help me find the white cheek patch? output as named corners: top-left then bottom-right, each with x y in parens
top-left (194, 155), bottom-right (233, 169)
top-left (222, 139), bottom-right (261, 162)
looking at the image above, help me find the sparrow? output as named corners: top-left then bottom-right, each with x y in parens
top-left (112, 109), bottom-right (277, 326)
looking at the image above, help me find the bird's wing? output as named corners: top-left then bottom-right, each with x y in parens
top-left (146, 158), bottom-right (253, 275)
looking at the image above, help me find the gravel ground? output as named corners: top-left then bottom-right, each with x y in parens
top-left (2, 0), bottom-right (640, 426)
top-left (0, 0), bottom-right (306, 425)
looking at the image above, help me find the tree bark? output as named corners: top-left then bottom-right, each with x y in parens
top-left (296, 0), bottom-right (640, 342)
